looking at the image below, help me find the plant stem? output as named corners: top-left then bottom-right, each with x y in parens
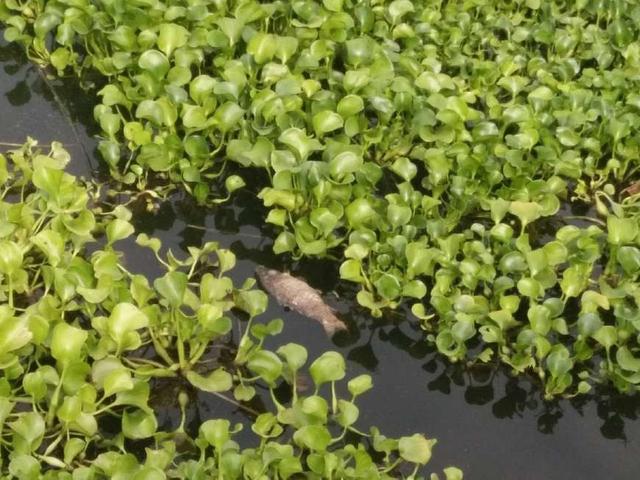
top-left (148, 328), bottom-right (175, 366)
top-left (174, 309), bottom-right (188, 371)
top-left (46, 366), bottom-right (66, 427)
top-left (189, 342), bottom-right (208, 366)
top-left (210, 390), bottom-right (260, 416)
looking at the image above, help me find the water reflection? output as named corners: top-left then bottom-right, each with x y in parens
top-left (6, 78), bottom-right (30, 105)
top-left (0, 39), bottom-right (99, 176)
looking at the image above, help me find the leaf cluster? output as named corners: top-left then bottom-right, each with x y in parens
top-left (0, 140), bottom-right (460, 479)
top-left (3, 0), bottom-right (640, 398)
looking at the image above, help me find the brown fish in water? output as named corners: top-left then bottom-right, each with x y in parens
top-left (622, 181), bottom-right (640, 197)
top-left (255, 266), bottom-right (347, 336)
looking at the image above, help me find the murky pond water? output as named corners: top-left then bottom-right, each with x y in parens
top-left (2, 39), bottom-right (640, 479)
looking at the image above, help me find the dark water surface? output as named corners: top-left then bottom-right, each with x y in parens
top-left (2, 40), bottom-right (640, 479)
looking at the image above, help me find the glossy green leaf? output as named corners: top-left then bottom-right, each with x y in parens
top-left (398, 434), bottom-right (434, 465)
top-left (154, 271), bottom-right (188, 307)
top-left (51, 323), bottom-right (87, 366)
top-left (157, 23), bottom-right (189, 57)
top-left (186, 369), bottom-right (233, 392)
top-left (138, 50), bottom-right (170, 78)
top-left (309, 351), bottom-right (345, 386)
top-left (122, 409), bottom-right (157, 439)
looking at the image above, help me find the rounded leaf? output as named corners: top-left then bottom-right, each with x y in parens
top-left (309, 351), bottom-right (345, 386)
top-left (313, 111), bottom-right (343, 136)
top-left (398, 434), bottom-right (435, 465)
top-left (51, 323), bottom-right (87, 365)
top-left (247, 350), bottom-right (283, 386)
top-left (138, 50), bottom-right (170, 78)
top-left (122, 409), bottom-right (157, 439)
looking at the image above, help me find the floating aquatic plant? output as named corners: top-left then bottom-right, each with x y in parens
top-left (2, 0), bottom-right (640, 398)
top-left (0, 140), bottom-right (459, 478)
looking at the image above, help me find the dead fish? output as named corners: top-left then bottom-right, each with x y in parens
top-left (255, 266), bottom-right (347, 336)
top-left (622, 181), bottom-right (640, 197)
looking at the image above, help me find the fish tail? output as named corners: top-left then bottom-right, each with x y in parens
top-left (320, 309), bottom-right (347, 335)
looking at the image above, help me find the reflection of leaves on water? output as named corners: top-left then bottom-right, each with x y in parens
top-left (338, 304), bottom-right (413, 372)
top-left (592, 389), bottom-right (640, 442)
top-left (0, 42), bottom-right (23, 68)
top-left (422, 352), bottom-right (640, 440)
top-left (600, 415), bottom-right (626, 441)
top-left (348, 340), bottom-right (379, 371)
top-left (465, 384), bottom-right (495, 406)
top-left (5, 79), bottom-right (30, 105)
top-left (492, 379), bottom-right (528, 419)
top-left (427, 371), bottom-right (452, 395)
top-left (329, 271), bottom-right (640, 443)
top-left (3, 63), bottom-right (20, 75)
top-left (131, 196), bottom-right (178, 234)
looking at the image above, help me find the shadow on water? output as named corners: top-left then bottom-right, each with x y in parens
top-left (2, 36), bottom-right (640, 480)
top-left (0, 38), bottom-right (101, 177)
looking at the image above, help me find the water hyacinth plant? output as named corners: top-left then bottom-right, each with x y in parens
top-left (6, 0), bottom-right (640, 397)
top-left (0, 140), bottom-right (461, 478)
top-left (1, 0), bottom-right (640, 412)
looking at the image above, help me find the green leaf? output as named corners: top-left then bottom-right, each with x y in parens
top-left (157, 23), bottom-right (189, 57)
top-left (200, 419), bottom-right (230, 450)
top-left (618, 246), bottom-right (640, 275)
top-left (106, 219), bottom-right (134, 244)
top-left (51, 323), bottom-right (87, 366)
top-left (309, 351), bottom-right (345, 386)
top-left (390, 157), bottom-right (417, 181)
top-left (234, 384), bottom-right (256, 402)
top-left (225, 175), bottom-right (245, 193)
top-left (274, 231), bottom-right (296, 254)
top-left (329, 151), bottom-right (362, 178)
top-left (374, 273), bottom-right (402, 299)
top-left (247, 32), bottom-right (276, 64)
top-left (337, 95), bottom-right (364, 117)
top-left (444, 467), bottom-right (465, 480)
top-left (214, 102), bottom-right (244, 132)
top-left (345, 198), bottom-right (377, 227)
top-left (398, 434), bottom-right (435, 465)
top-left (235, 289), bottom-right (268, 317)
top-left (247, 350), bottom-right (283, 386)
top-left (517, 277), bottom-right (543, 298)
top-left (103, 368), bottom-right (134, 397)
top-left (336, 399), bottom-right (359, 427)
top-left (313, 111), bottom-right (343, 136)
top-left (154, 271), bottom-right (188, 307)
top-left (509, 201), bottom-right (543, 230)
top-left (0, 240), bottom-right (23, 274)
top-left (546, 345), bottom-right (573, 378)
top-left (340, 259), bottom-right (365, 282)
top-left (138, 50), bottom-right (170, 78)
top-left (293, 425), bottom-right (332, 452)
top-left (122, 409), bottom-right (157, 439)
top-left (593, 326), bottom-right (617, 350)
top-left (0, 313), bottom-right (32, 354)
top-left (215, 249), bottom-right (236, 275)
top-left (107, 303), bottom-right (149, 351)
top-left (10, 412), bottom-right (45, 452)
top-left (186, 369), bottom-right (233, 392)
top-left (277, 343), bottom-right (308, 372)
top-left (616, 346), bottom-right (640, 372)
top-left (607, 216), bottom-right (638, 245)
top-left (388, 204), bottom-right (412, 228)
top-left (347, 374), bottom-right (373, 396)
top-left (279, 128), bottom-right (323, 161)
